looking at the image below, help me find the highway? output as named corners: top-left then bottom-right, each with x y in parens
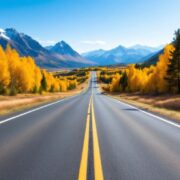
top-left (0, 72), bottom-right (179, 180)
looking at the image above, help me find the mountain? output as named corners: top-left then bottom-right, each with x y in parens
top-left (0, 28), bottom-right (92, 69)
top-left (49, 41), bottom-right (79, 55)
top-left (82, 49), bottom-right (106, 57)
top-left (45, 45), bottom-right (53, 50)
top-left (82, 44), bottom-right (161, 65)
top-left (47, 41), bottom-right (93, 65)
top-left (142, 49), bottom-right (164, 66)
top-left (130, 44), bottom-right (164, 52)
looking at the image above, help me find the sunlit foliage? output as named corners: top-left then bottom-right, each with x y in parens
top-left (98, 44), bottom-right (177, 94)
top-left (0, 45), bottom-right (88, 95)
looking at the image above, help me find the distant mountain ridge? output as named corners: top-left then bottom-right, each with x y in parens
top-left (82, 45), bottom-right (162, 65)
top-left (142, 49), bottom-right (164, 66)
top-left (0, 28), bottom-right (92, 69)
top-left (0, 27), bottom-right (164, 68)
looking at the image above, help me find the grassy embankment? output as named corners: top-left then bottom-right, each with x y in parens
top-left (0, 70), bottom-right (90, 116)
top-left (99, 83), bottom-right (180, 121)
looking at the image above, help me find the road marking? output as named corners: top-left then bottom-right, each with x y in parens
top-left (0, 89), bottom-right (87, 125)
top-left (78, 96), bottom-right (92, 180)
top-left (0, 78), bottom-right (92, 126)
top-left (91, 97), bottom-right (104, 180)
top-left (107, 96), bottom-right (180, 128)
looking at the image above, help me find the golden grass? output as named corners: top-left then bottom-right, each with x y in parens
top-left (100, 84), bottom-right (180, 121)
top-left (0, 80), bottom-right (89, 116)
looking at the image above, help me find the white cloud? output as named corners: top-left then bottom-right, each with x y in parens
top-left (81, 40), bottom-right (106, 45)
top-left (35, 38), bottom-right (56, 45)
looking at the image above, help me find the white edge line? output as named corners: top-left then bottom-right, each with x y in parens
top-left (106, 95), bottom-right (180, 128)
top-left (0, 86), bottom-right (88, 125)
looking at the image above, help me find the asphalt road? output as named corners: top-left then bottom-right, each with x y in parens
top-left (0, 72), bottom-right (179, 180)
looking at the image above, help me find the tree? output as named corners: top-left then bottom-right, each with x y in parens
top-left (6, 45), bottom-right (21, 95)
top-left (119, 71), bottom-right (128, 91)
top-left (0, 44), bottom-right (76, 95)
top-left (166, 29), bottom-right (180, 93)
top-left (0, 46), bottom-right (10, 93)
top-left (109, 73), bottom-right (121, 92)
top-left (146, 44), bottom-right (174, 93)
top-left (41, 71), bottom-right (48, 91)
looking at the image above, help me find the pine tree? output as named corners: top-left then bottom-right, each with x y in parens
top-left (119, 71), bottom-right (128, 91)
top-left (166, 29), bottom-right (180, 93)
top-left (41, 73), bottom-right (47, 91)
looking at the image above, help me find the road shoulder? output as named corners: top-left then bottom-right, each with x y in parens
top-left (0, 80), bottom-right (89, 116)
top-left (98, 83), bottom-right (180, 122)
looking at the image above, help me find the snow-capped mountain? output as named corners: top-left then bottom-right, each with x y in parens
top-left (0, 28), bottom-right (92, 68)
top-left (82, 44), bottom-right (161, 65)
top-left (0, 27), bottom-right (163, 68)
top-left (49, 41), bottom-right (79, 56)
top-left (47, 41), bottom-right (93, 64)
top-left (0, 28), bottom-right (10, 40)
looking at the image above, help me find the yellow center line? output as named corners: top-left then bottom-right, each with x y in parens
top-left (91, 97), bottom-right (104, 180)
top-left (78, 96), bottom-right (92, 180)
top-left (78, 78), bottom-right (104, 180)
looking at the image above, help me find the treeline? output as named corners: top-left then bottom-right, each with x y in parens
top-left (54, 69), bottom-right (90, 85)
top-left (0, 45), bottom-right (88, 95)
top-left (98, 30), bottom-right (180, 94)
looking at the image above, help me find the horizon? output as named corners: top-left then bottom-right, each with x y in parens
top-left (0, 0), bottom-right (180, 53)
top-left (0, 27), bottom-right (166, 54)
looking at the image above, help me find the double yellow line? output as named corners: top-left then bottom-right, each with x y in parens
top-left (78, 95), bottom-right (104, 180)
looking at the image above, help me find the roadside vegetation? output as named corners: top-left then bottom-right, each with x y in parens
top-left (53, 69), bottom-right (90, 87)
top-left (0, 46), bottom-right (90, 115)
top-left (97, 30), bottom-right (180, 95)
top-left (97, 30), bottom-right (180, 120)
top-left (0, 44), bottom-right (90, 96)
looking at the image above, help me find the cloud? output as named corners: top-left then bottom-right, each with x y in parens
top-left (35, 38), bottom-right (56, 45)
top-left (81, 40), bottom-right (106, 45)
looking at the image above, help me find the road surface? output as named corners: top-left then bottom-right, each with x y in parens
top-left (0, 72), bottom-right (179, 180)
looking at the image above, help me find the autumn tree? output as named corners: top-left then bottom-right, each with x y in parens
top-left (6, 45), bottom-right (21, 95)
top-left (0, 46), bottom-right (10, 93)
top-left (109, 73), bottom-right (121, 92)
top-left (145, 44), bottom-right (174, 93)
top-left (0, 45), bottom-right (87, 95)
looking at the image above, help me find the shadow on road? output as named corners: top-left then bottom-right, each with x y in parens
top-left (122, 108), bottom-right (139, 111)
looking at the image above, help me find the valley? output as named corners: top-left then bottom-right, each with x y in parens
top-left (0, 1), bottom-right (180, 179)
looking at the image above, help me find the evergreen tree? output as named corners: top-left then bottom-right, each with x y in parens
top-left (119, 71), bottom-right (128, 91)
top-left (41, 74), bottom-right (47, 91)
top-left (166, 29), bottom-right (180, 93)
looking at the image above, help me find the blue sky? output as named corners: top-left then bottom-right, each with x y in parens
top-left (0, 0), bottom-right (180, 52)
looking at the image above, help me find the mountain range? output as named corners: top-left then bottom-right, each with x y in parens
top-left (0, 28), bottom-right (163, 68)
top-left (0, 28), bottom-right (91, 69)
top-left (82, 45), bottom-right (162, 66)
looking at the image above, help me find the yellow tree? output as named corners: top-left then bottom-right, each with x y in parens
top-left (0, 46), bottom-right (10, 92)
top-left (156, 44), bottom-right (175, 93)
top-left (109, 73), bottom-right (121, 92)
top-left (146, 44), bottom-right (175, 93)
top-left (6, 45), bottom-right (21, 94)
top-left (34, 66), bottom-right (42, 92)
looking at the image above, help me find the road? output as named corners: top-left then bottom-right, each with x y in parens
top-left (0, 72), bottom-right (180, 180)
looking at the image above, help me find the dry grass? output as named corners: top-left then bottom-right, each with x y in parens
top-left (0, 80), bottom-right (89, 116)
top-left (100, 84), bottom-right (180, 121)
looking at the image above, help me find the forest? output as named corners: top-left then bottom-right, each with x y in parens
top-left (98, 30), bottom-right (180, 94)
top-left (0, 45), bottom-right (89, 95)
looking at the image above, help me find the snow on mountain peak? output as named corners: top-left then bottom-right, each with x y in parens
top-left (0, 28), bottom-right (5, 33)
top-left (0, 28), bottom-right (10, 40)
